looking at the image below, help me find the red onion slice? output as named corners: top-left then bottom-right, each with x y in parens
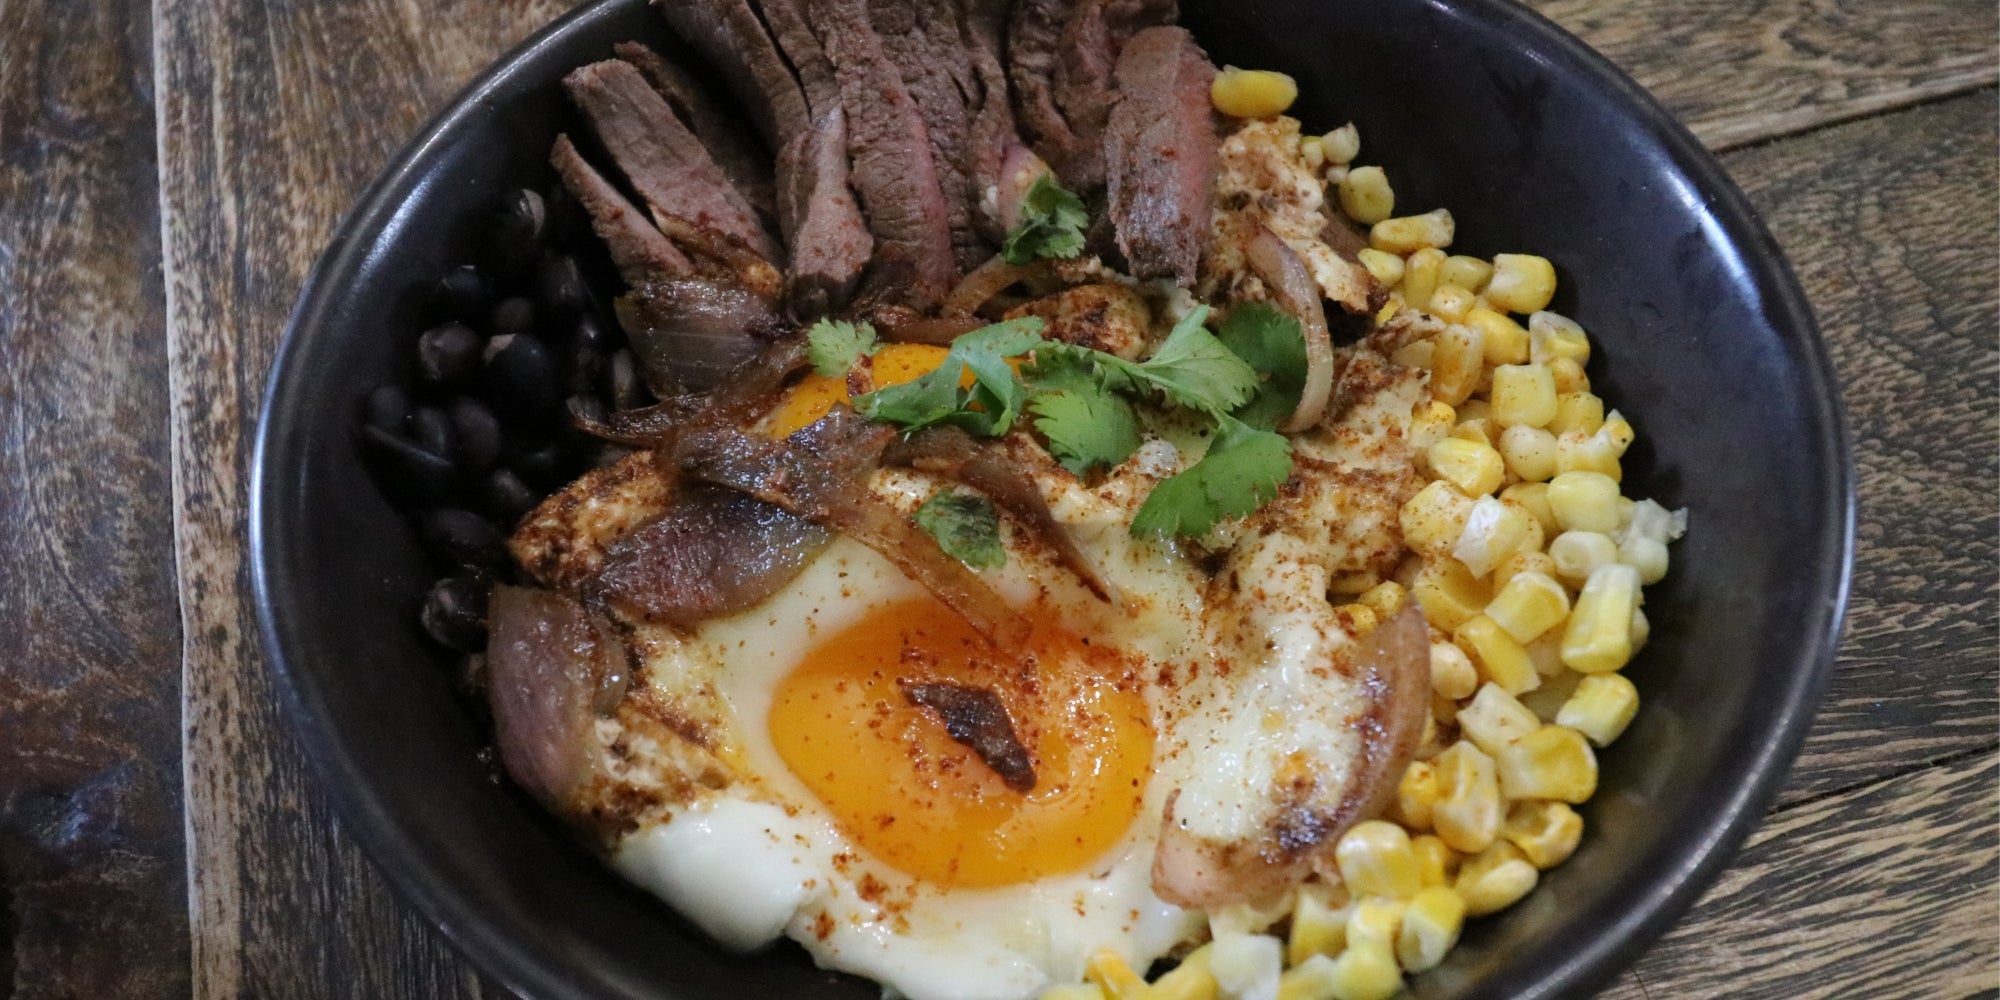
top-left (1246, 225), bottom-right (1335, 432)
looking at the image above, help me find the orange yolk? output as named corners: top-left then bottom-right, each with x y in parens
top-left (770, 597), bottom-right (1154, 888)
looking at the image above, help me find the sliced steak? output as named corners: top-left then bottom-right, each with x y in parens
top-left (565, 59), bottom-right (780, 264)
top-left (550, 134), bottom-right (691, 287)
top-left (614, 41), bottom-right (777, 227)
top-left (777, 106), bottom-right (874, 314)
top-left (870, 0), bottom-right (988, 271)
top-left (1105, 25), bottom-right (1217, 284)
top-left (1009, 0), bottom-right (1174, 195)
top-left (961, 0), bottom-right (1026, 241)
top-left (653, 0), bottom-right (810, 147)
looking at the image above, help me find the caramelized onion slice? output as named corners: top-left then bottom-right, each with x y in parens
top-left (486, 586), bottom-right (632, 814)
top-left (942, 255), bottom-right (1050, 318)
top-left (591, 485), bottom-right (832, 625)
top-left (1245, 226), bottom-right (1335, 432)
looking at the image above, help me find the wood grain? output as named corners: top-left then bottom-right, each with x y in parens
top-left (1718, 91), bottom-right (1999, 806)
top-left (154, 1), bottom-right (567, 996)
top-left (1535, 0), bottom-right (1999, 149)
top-left (0, 0), bottom-right (188, 996)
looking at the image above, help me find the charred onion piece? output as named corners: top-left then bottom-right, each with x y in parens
top-left (486, 586), bottom-right (632, 814)
top-left (886, 427), bottom-right (1118, 604)
top-left (591, 485), bottom-right (833, 626)
top-left (942, 255), bottom-right (1050, 317)
top-left (877, 315), bottom-right (988, 345)
top-left (619, 277), bottom-right (786, 396)
top-left (898, 680), bottom-right (1037, 792)
top-left (1246, 225), bottom-right (1335, 432)
top-left (677, 409), bottom-right (1035, 648)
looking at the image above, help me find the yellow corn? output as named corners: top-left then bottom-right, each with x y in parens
top-left (1395, 886), bottom-right (1467, 973)
top-left (1425, 283), bottom-right (1478, 323)
top-left (1547, 391), bottom-right (1605, 436)
top-left (1357, 581), bottom-right (1408, 618)
top-left (1500, 422), bottom-right (1559, 481)
top-left (1210, 888), bottom-right (1297, 938)
top-left (1453, 497), bottom-right (1532, 578)
top-left (1558, 673), bottom-right (1640, 746)
top-left (1431, 740), bottom-right (1502, 853)
top-left (1554, 430), bottom-right (1623, 480)
top-left (1485, 570), bottom-right (1571, 643)
top-left (1391, 338), bottom-right (1434, 372)
top-left (1455, 682), bottom-right (1542, 757)
top-left (1301, 134), bottom-right (1327, 169)
top-left (1343, 898), bottom-right (1406, 952)
top-left (1412, 558), bottom-right (1491, 632)
top-left (1484, 254), bottom-right (1557, 314)
top-left (1086, 949), bottom-right (1148, 1000)
top-left (1040, 985), bottom-right (1108, 1000)
top-left (1518, 662), bottom-right (1582, 721)
top-left (1562, 563), bottom-right (1641, 673)
top-left (1507, 497), bottom-right (1548, 555)
top-left (1429, 640), bottom-right (1479, 701)
top-left (1394, 760), bottom-right (1440, 831)
top-left (1336, 603), bottom-right (1380, 640)
top-left (1210, 66), bottom-right (1298, 118)
top-left (1499, 482), bottom-right (1556, 534)
top-left (1371, 209), bottom-right (1455, 254)
top-left (1448, 417), bottom-right (1497, 449)
top-left (1546, 471), bottom-right (1621, 533)
top-left (1399, 247), bottom-right (1446, 312)
top-left (1503, 800), bottom-right (1584, 869)
top-left (1600, 410), bottom-right (1636, 452)
top-left (1288, 883), bottom-right (1352, 965)
top-left (1409, 834), bottom-right (1460, 888)
top-left (1400, 480), bottom-right (1475, 557)
top-left (1211, 934), bottom-right (1281, 1000)
top-left (1630, 605), bottom-right (1652, 650)
top-left (1464, 307), bottom-right (1530, 366)
top-left (1335, 821), bottom-right (1424, 899)
top-left (1323, 124), bottom-right (1361, 164)
top-left (1337, 166), bottom-right (1395, 226)
top-left (1620, 536), bottom-right (1670, 585)
top-left (1408, 399), bottom-right (1456, 454)
top-left (1527, 310), bottom-right (1591, 365)
top-left (1276, 955), bottom-right (1339, 1000)
top-left (1440, 255), bottom-right (1493, 292)
top-left (1489, 363), bottom-right (1558, 428)
top-left (1548, 530), bottom-right (1619, 586)
top-left (1454, 616), bottom-right (1539, 695)
top-left (1454, 842), bottom-right (1539, 916)
top-left (1548, 356), bottom-right (1590, 394)
top-left (1147, 944), bottom-right (1219, 1000)
top-left (1456, 398), bottom-right (1491, 422)
top-left (1496, 724), bottom-right (1599, 802)
top-left (1491, 548), bottom-right (1559, 594)
top-left (1355, 247), bottom-right (1405, 287)
top-left (1428, 322), bottom-right (1484, 405)
top-left (1327, 943), bottom-right (1404, 1000)
top-left (1429, 438), bottom-right (1505, 498)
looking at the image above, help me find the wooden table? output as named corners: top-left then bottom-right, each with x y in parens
top-left (0, 0), bottom-right (1991, 996)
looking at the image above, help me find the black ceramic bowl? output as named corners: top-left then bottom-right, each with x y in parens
top-left (254, 0), bottom-right (1853, 996)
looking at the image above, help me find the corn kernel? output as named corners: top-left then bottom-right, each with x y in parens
top-left (1040, 984), bottom-right (1108, 1000)
top-left (1440, 255), bottom-right (1493, 292)
top-left (1399, 247), bottom-right (1445, 312)
top-left (1211, 934), bottom-right (1280, 1000)
top-left (1394, 760), bottom-right (1440, 831)
top-left (1562, 563), bottom-right (1641, 673)
top-left (1547, 391), bottom-right (1605, 436)
top-left (1428, 640), bottom-right (1479, 701)
top-left (1491, 549), bottom-right (1559, 594)
top-left (1210, 66), bottom-right (1298, 118)
top-left (1449, 417), bottom-right (1497, 449)
top-left (1395, 886), bottom-right (1466, 974)
top-left (1277, 954), bottom-right (1340, 1000)
top-left (1484, 254), bottom-right (1557, 313)
top-left (1210, 888), bottom-right (1298, 938)
top-left (1390, 338), bottom-right (1432, 369)
top-left (1425, 283), bottom-right (1477, 323)
top-left (1431, 740), bottom-right (1502, 853)
top-left (1547, 471), bottom-right (1621, 533)
top-left (1400, 480), bottom-right (1475, 557)
top-left (1600, 409), bottom-right (1636, 452)
top-left (1411, 834), bottom-right (1459, 886)
top-left (1288, 883), bottom-right (1353, 965)
top-left (1631, 605), bottom-right (1652, 650)
top-left (1548, 530), bottom-right (1619, 586)
top-left (1499, 482), bottom-right (1556, 534)
top-left (1336, 822), bottom-right (1424, 899)
top-left (1554, 430), bottom-right (1623, 480)
top-left (1327, 943), bottom-right (1403, 1000)
top-left (1455, 842), bottom-right (1539, 916)
top-left (1505, 495), bottom-right (1546, 555)
top-left (1337, 166), bottom-right (1395, 225)
top-left (1484, 571), bottom-right (1571, 644)
top-left (1428, 322), bottom-right (1484, 405)
top-left (1497, 724), bottom-right (1598, 802)
top-left (1086, 949), bottom-right (1148, 1000)
top-left (1300, 133), bottom-right (1327, 169)
top-left (1620, 536), bottom-right (1670, 584)
top-left (1324, 164), bottom-right (1350, 186)
top-left (1454, 616), bottom-right (1539, 695)
top-left (1358, 581), bottom-right (1408, 618)
top-left (1148, 943), bottom-right (1219, 1000)
top-left (1625, 497), bottom-right (1683, 544)
top-left (1344, 898), bottom-right (1405, 951)
top-left (1412, 558), bottom-right (1491, 632)
top-left (1456, 398), bottom-right (1491, 422)
top-left (1464, 307), bottom-right (1530, 366)
top-left (1548, 356), bottom-right (1589, 394)
top-left (1517, 663), bottom-right (1582, 721)
top-left (1490, 364), bottom-right (1558, 428)
top-left (1429, 439), bottom-right (1505, 498)
top-left (1408, 399), bottom-right (1455, 455)
top-left (1323, 123), bottom-right (1361, 164)
top-left (1456, 682), bottom-right (1542, 757)
top-left (1355, 247), bottom-right (1405, 287)
top-left (1527, 310), bottom-right (1591, 364)
top-left (1502, 800), bottom-right (1584, 871)
top-left (1453, 496), bottom-right (1531, 578)
top-left (1371, 209), bottom-right (1454, 254)
top-left (1558, 673), bottom-right (1640, 746)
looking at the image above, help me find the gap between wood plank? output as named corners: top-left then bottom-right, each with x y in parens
top-left (1767, 740), bottom-right (2000, 817)
top-left (1704, 74), bottom-right (1999, 152)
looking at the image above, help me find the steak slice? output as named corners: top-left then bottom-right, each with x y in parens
top-left (550, 134), bottom-right (691, 287)
top-left (777, 106), bottom-right (874, 314)
top-left (1105, 25), bottom-right (1217, 284)
top-left (653, 0), bottom-right (810, 147)
top-left (565, 59), bottom-right (780, 264)
top-left (1009, 0), bottom-right (1174, 196)
top-left (614, 41), bottom-right (777, 228)
top-left (961, 0), bottom-right (1026, 241)
top-left (871, 0), bottom-right (988, 271)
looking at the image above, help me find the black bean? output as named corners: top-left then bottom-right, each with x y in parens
top-left (568, 345), bottom-right (606, 397)
top-left (487, 189), bottom-right (546, 275)
top-left (434, 265), bottom-right (492, 320)
top-left (363, 383), bottom-right (410, 434)
top-left (357, 426), bottom-right (454, 505)
top-left (416, 322), bottom-right (484, 386)
top-left (607, 348), bottom-right (650, 411)
top-left (410, 405), bottom-right (454, 461)
top-left (420, 572), bottom-right (489, 652)
top-left (481, 468), bottom-right (539, 525)
top-left (447, 397), bottom-right (503, 473)
top-left (420, 509), bottom-right (505, 567)
top-left (457, 652), bottom-right (489, 695)
top-left (487, 296), bottom-right (537, 340)
top-left (567, 393), bottom-right (609, 429)
top-left (482, 333), bottom-right (562, 425)
top-left (510, 441), bottom-right (568, 489)
top-left (536, 254), bottom-right (590, 321)
top-left (572, 313), bottom-right (617, 354)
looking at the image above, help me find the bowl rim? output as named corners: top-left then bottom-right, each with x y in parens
top-left (250, 0), bottom-right (1856, 996)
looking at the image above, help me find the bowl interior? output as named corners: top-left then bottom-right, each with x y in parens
top-left (254, 1), bottom-right (1850, 997)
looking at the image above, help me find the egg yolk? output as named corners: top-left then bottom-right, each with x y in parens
top-left (770, 597), bottom-right (1153, 888)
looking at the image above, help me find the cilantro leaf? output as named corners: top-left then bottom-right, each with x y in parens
top-left (1030, 384), bottom-right (1142, 475)
top-left (1001, 174), bottom-right (1089, 265)
top-left (853, 318), bottom-right (1047, 435)
top-left (1130, 416), bottom-right (1293, 537)
top-left (806, 318), bottom-right (878, 378)
top-left (1216, 302), bottom-right (1308, 429)
top-left (1075, 306), bottom-right (1260, 416)
top-left (915, 490), bottom-right (1006, 568)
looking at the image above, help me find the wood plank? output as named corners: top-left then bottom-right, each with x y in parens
top-left (1714, 91), bottom-right (1999, 805)
top-left (0, 0), bottom-right (189, 996)
top-left (1534, 0), bottom-right (1999, 149)
top-left (155, 0), bottom-right (569, 996)
top-left (1618, 750), bottom-right (2000, 997)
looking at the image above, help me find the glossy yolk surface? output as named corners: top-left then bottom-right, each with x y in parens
top-left (765, 343), bottom-right (953, 438)
top-left (770, 597), bottom-right (1154, 887)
